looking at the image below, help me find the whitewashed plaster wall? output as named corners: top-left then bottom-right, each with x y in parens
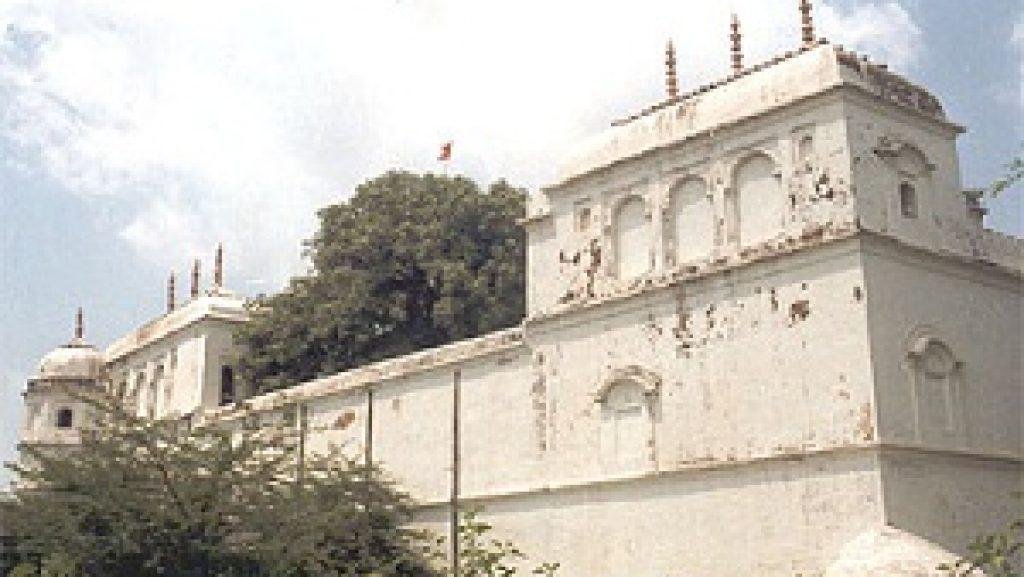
top-left (107, 318), bottom-right (241, 419)
top-left (420, 451), bottom-right (883, 577)
top-left (277, 238), bottom-right (887, 576)
top-left (198, 321), bottom-right (241, 411)
top-left (862, 239), bottom-right (1022, 455)
top-left (880, 450), bottom-right (1022, 563)
top-left (20, 382), bottom-right (101, 446)
top-left (525, 96), bottom-right (854, 319)
top-left (860, 237), bottom-right (1024, 554)
top-left (845, 96), bottom-right (1022, 270)
top-left (109, 327), bottom-right (201, 419)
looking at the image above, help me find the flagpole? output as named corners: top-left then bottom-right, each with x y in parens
top-left (438, 140), bottom-right (452, 177)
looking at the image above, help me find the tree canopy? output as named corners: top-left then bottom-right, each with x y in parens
top-left (235, 171), bottom-right (526, 392)
top-left (5, 394), bottom-right (436, 577)
top-left (4, 393), bottom-right (561, 577)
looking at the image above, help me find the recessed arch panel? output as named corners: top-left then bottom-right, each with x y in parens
top-left (613, 196), bottom-right (650, 280)
top-left (734, 153), bottom-right (784, 246)
top-left (668, 177), bottom-right (714, 264)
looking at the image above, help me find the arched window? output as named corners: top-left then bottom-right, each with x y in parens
top-left (797, 134), bottom-right (814, 170)
top-left (668, 178), bottom-right (714, 265)
top-left (899, 182), bottom-right (918, 218)
top-left (56, 408), bottom-right (73, 429)
top-left (891, 144), bottom-right (929, 222)
top-left (734, 154), bottom-right (784, 247)
top-left (220, 365), bottom-right (236, 406)
top-left (613, 196), bottom-right (650, 280)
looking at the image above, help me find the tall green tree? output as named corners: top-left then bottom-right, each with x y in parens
top-left (236, 171), bottom-right (526, 392)
top-left (6, 393), bottom-right (438, 577)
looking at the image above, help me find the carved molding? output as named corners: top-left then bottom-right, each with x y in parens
top-left (594, 365), bottom-right (663, 403)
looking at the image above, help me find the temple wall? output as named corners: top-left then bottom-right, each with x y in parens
top-left (862, 237), bottom-right (1023, 456)
top-left (288, 239), bottom-right (885, 576)
top-left (416, 450), bottom-right (883, 577)
top-left (845, 95), bottom-right (1024, 272)
top-left (880, 450), bottom-right (1023, 559)
top-left (199, 322), bottom-right (239, 411)
top-left (524, 239), bottom-right (874, 488)
top-left (526, 95), bottom-right (855, 319)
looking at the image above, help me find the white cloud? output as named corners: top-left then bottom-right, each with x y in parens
top-left (0, 0), bottom-right (923, 290)
top-left (816, 2), bottom-right (921, 72)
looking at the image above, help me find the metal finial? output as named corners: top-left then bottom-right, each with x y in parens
top-left (730, 13), bottom-right (743, 74)
top-left (665, 40), bottom-right (679, 99)
top-left (74, 307), bottom-right (84, 340)
top-left (800, 0), bottom-right (815, 46)
top-left (191, 259), bottom-right (201, 298)
top-left (167, 272), bottom-right (176, 313)
top-left (214, 243), bottom-right (224, 288)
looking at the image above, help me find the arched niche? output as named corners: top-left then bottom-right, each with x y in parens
top-left (666, 177), bottom-right (714, 265)
top-left (733, 153), bottom-right (784, 247)
top-left (612, 196), bottom-right (650, 280)
top-left (595, 365), bottom-right (661, 474)
top-left (594, 365), bottom-right (662, 403)
top-left (894, 144), bottom-right (930, 178)
top-left (904, 330), bottom-right (964, 445)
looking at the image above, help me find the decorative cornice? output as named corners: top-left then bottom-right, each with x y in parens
top-left (594, 365), bottom-right (662, 403)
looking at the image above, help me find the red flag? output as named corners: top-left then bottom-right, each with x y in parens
top-left (438, 141), bottom-right (452, 162)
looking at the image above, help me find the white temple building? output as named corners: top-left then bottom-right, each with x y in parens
top-left (17, 4), bottom-right (1023, 576)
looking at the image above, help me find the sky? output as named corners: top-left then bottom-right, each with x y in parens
top-left (0, 0), bottom-right (1021, 486)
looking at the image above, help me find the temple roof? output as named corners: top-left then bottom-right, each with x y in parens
top-left (549, 41), bottom-right (954, 189)
top-left (105, 293), bottom-right (248, 363)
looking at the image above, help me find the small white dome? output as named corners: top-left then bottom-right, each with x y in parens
top-left (37, 343), bottom-right (104, 380)
top-left (826, 527), bottom-right (981, 577)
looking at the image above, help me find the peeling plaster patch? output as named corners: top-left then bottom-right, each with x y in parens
top-left (790, 299), bottom-right (811, 323)
top-left (858, 403), bottom-right (875, 442)
top-left (334, 411), bottom-right (356, 430)
top-left (531, 353), bottom-right (549, 453)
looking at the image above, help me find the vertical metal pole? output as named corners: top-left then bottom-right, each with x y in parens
top-left (365, 387), bottom-right (374, 467)
top-left (362, 386), bottom-right (374, 567)
top-left (296, 403), bottom-right (306, 486)
top-left (450, 369), bottom-right (461, 575)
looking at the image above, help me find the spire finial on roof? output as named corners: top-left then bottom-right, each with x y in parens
top-left (665, 39), bottom-right (679, 100)
top-left (74, 307), bottom-right (84, 340)
top-left (167, 271), bottom-right (176, 313)
top-left (191, 259), bottom-right (201, 299)
top-left (730, 13), bottom-right (743, 74)
top-left (214, 243), bottom-right (224, 288)
top-left (799, 0), bottom-right (815, 46)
